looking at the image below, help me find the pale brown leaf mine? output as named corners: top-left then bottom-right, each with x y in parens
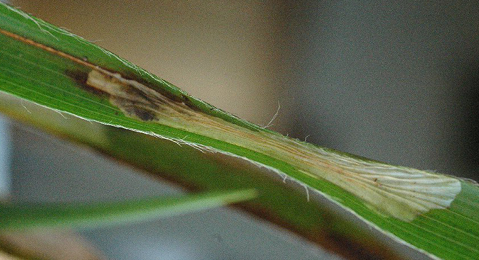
top-left (84, 68), bottom-right (462, 222)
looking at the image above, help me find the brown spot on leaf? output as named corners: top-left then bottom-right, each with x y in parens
top-left (65, 69), bottom-right (109, 98)
top-left (181, 94), bottom-right (201, 112)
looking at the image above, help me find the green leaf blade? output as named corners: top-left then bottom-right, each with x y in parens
top-left (1, 3), bottom-right (479, 260)
top-left (0, 189), bottom-right (257, 231)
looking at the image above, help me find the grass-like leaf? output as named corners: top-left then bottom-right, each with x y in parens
top-left (0, 189), bottom-right (257, 231)
top-left (0, 4), bottom-right (478, 259)
top-left (0, 92), bottom-right (398, 260)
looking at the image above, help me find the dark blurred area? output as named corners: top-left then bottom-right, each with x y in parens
top-left (456, 61), bottom-right (479, 177)
top-left (285, 1), bottom-right (479, 181)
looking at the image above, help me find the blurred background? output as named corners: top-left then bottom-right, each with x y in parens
top-left (1, 0), bottom-right (479, 259)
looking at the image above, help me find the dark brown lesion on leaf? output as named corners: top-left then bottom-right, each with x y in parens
top-left (65, 68), bottom-right (168, 122)
top-left (65, 69), bottom-right (109, 98)
top-left (111, 98), bottom-right (158, 121)
top-left (114, 69), bottom-right (205, 114)
top-left (181, 93), bottom-right (202, 112)
top-left (132, 108), bottom-right (157, 121)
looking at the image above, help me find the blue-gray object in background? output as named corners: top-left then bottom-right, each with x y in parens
top-left (0, 115), bottom-right (11, 198)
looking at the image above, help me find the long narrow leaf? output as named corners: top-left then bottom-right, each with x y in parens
top-left (0, 189), bottom-right (257, 230)
top-left (0, 4), bottom-right (478, 259)
top-left (0, 93), bottom-right (400, 260)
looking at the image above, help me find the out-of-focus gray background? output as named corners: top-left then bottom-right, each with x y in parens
top-left (1, 0), bottom-right (479, 259)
